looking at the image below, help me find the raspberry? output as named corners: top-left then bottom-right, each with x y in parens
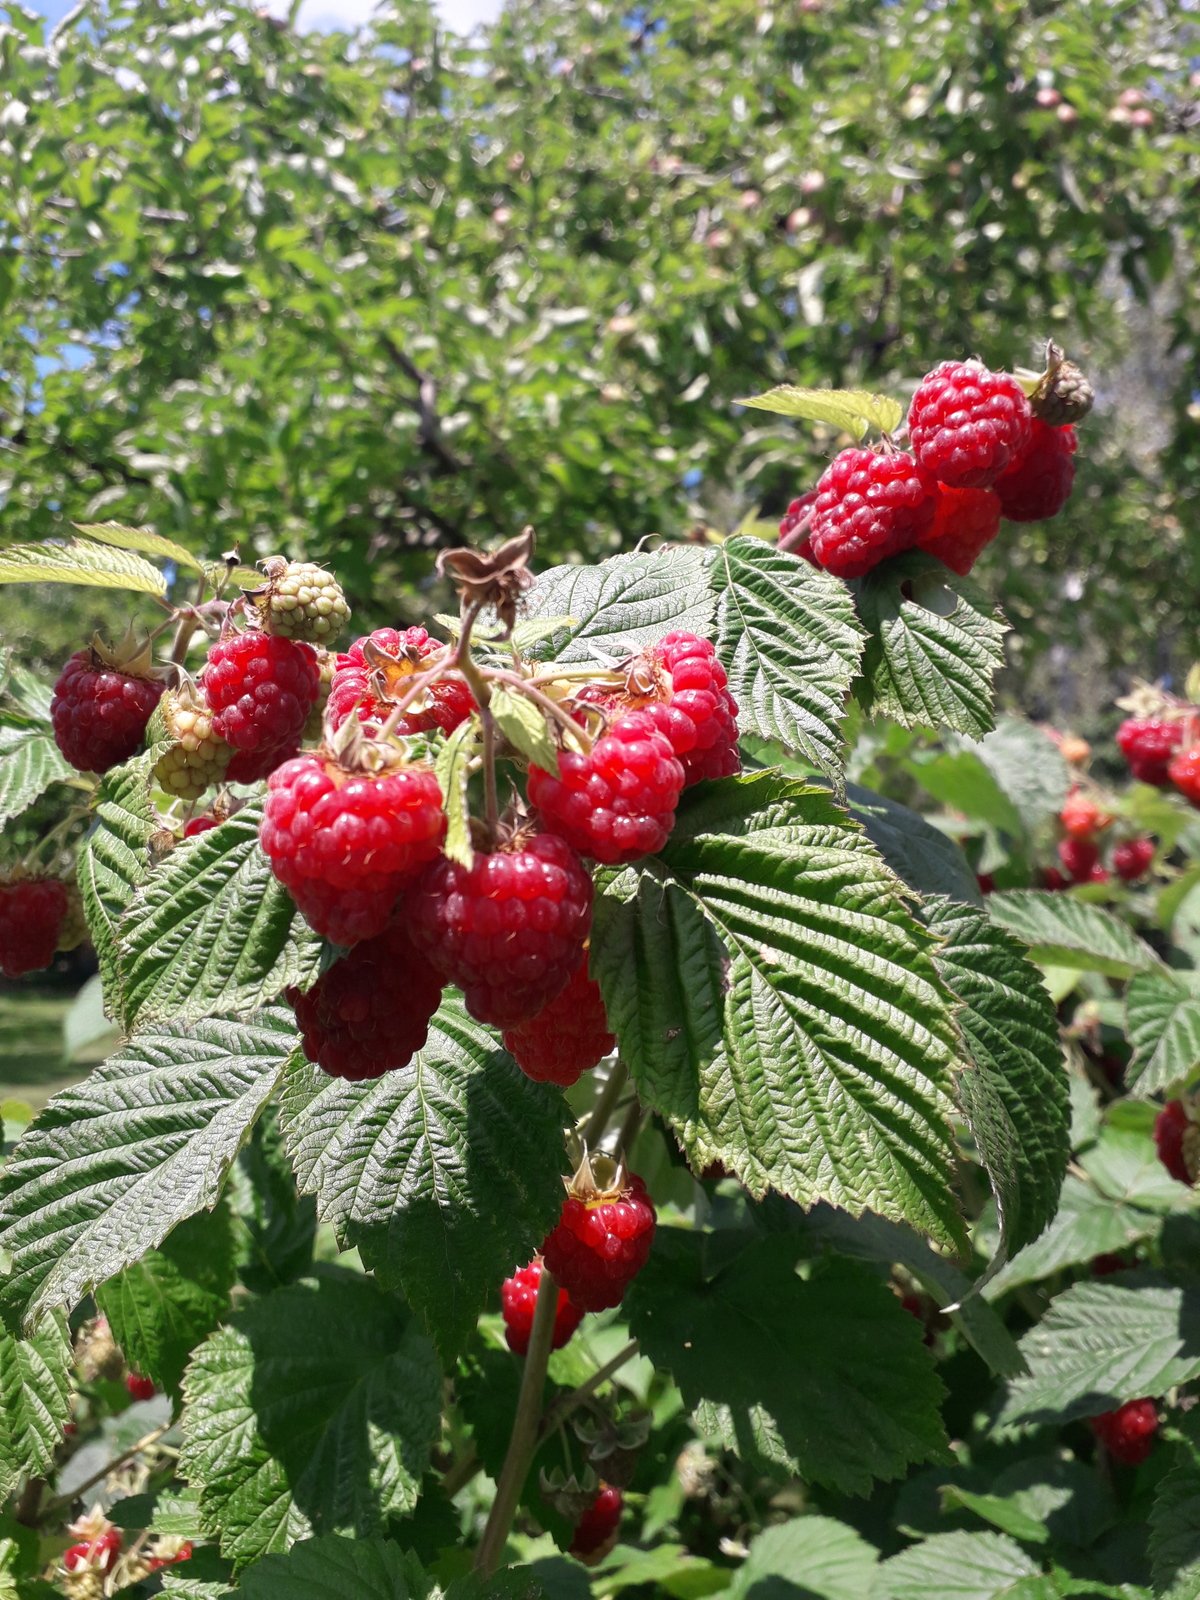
top-left (908, 359), bottom-right (1033, 489)
top-left (1155, 1100), bottom-right (1197, 1186)
top-left (1091, 1253), bottom-right (1130, 1276)
top-left (146, 1540), bottom-right (194, 1573)
top-left (915, 485), bottom-right (1002, 575)
top-left (807, 447), bottom-right (937, 578)
top-left (994, 420), bottom-right (1077, 522)
top-left (646, 632), bottom-right (741, 783)
top-left (1031, 346), bottom-right (1094, 426)
top-left (1060, 789), bottom-right (1110, 840)
top-left (51, 645), bottom-right (163, 774)
top-left (261, 752), bottom-right (446, 946)
top-left (1089, 1398), bottom-right (1159, 1466)
top-left (1058, 837), bottom-right (1100, 883)
top-left (184, 814), bottom-right (221, 837)
top-left (569, 1485), bottom-right (623, 1562)
top-left (1117, 718), bottom-right (1184, 787)
top-left (502, 959), bottom-right (615, 1085)
top-left (203, 631), bottom-right (320, 754)
top-left (0, 877), bottom-right (68, 978)
top-left (1040, 866), bottom-right (1068, 891)
top-left (409, 832), bottom-right (592, 1026)
top-left (327, 627), bottom-right (475, 737)
top-left (500, 1260), bottom-right (586, 1355)
top-left (1113, 838), bottom-right (1155, 882)
top-left (542, 1162), bottom-right (656, 1312)
top-left (976, 872), bottom-right (995, 895)
top-left (250, 558), bottom-right (350, 644)
top-left (288, 919), bottom-right (443, 1079)
top-left (1169, 746), bottom-right (1200, 808)
top-left (778, 491), bottom-right (818, 562)
top-left (528, 713), bottom-right (684, 865)
top-left (63, 1526), bottom-right (122, 1574)
top-left (125, 1372), bottom-right (156, 1401)
top-left (226, 739), bottom-right (301, 785)
top-left (154, 686), bottom-right (234, 800)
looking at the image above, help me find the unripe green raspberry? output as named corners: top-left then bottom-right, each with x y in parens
top-left (251, 559), bottom-right (350, 644)
top-left (303, 647), bottom-right (336, 742)
top-left (1031, 343), bottom-right (1094, 426)
top-left (154, 686), bottom-right (233, 800)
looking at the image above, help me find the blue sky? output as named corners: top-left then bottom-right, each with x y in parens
top-left (24, 0), bottom-right (504, 35)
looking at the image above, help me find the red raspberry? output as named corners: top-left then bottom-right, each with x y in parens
top-left (288, 919), bottom-right (443, 1079)
top-left (51, 649), bottom-right (163, 774)
top-left (976, 872), bottom-right (996, 895)
top-left (1091, 1253), bottom-right (1130, 1276)
top-left (1087, 865), bottom-right (1111, 886)
top-left (569, 1485), bottom-right (623, 1561)
top-left (500, 1259), bottom-right (586, 1355)
top-left (1058, 837), bottom-right (1100, 883)
top-left (1117, 718), bottom-right (1183, 787)
top-left (184, 814), bottom-right (221, 838)
top-left (1040, 866), bottom-right (1069, 891)
top-left (327, 627), bottom-right (474, 736)
top-left (916, 485), bottom-right (1002, 575)
top-left (908, 359), bottom-right (1033, 488)
top-left (226, 739), bottom-right (301, 785)
top-left (778, 491), bottom-right (818, 563)
top-left (125, 1372), bottom-right (156, 1401)
top-left (994, 420), bottom-right (1077, 522)
top-left (63, 1528), bottom-right (122, 1574)
top-left (1089, 1398), bottom-right (1159, 1466)
top-left (807, 447), bottom-right (937, 578)
top-left (204, 630), bottom-right (320, 754)
top-left (501, 959), bottom-right (615, 1085)
top-left (1060, 789), bottom-right (1110, 840)
top-left (0, 877), bottom-right (68, 978)
top-left (1113, 838), bottom-right (1155, 882)
top-left (528, 713), bottom-right (684, 865)
top-left (646, 632), bottom-right (740, 783)
top-left (1169, 746), bottom-right (1200, 808)
top-left (1155, 1100), bottom-right (1196, 1186)
top-left (261, 753), bottom-right (446, 946)
top-left (147, 1541), bottom-right (194, 1572)
top-left (542, 1168), bottom-right (656, 1312)
top-left (409, 833), bottom-right (592, 1026)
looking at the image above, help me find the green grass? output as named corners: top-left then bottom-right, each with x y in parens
top-left (0, 985), bottom-right (107, 1111)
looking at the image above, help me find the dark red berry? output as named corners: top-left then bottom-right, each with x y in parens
top-left (569, 1485), bottom-right (623, 1561)
top-left (1113, 838), bottom-right (1155, 882)
top-left (908, 359), bottom-right (1033, 489)
top-left (1040, 866), bottom-right (1069, 891)
top-left (1089, 1398), bottom-right (1159, 1466)
top-left (63, 1527), bottom-right (122, 1574)
top-left (261, 753), bottom-right (446, 946)
top-left (327, 627), bottom-right (474, 736)
top-left (204, 630), bottom-right (320, 754)
top-left (0, 877), bottom-right (68, 978)
top-left (778, 491), bottom-right (818, 562)
top-left (1155, 1100), bottom-right (1196, 1186)
top-left (646, 632), bottom-right (740, 783)
top-left (807, 447), bottom-right (937, 577)
top-left (51, 649), bottom-right (162, 773)
top-left (288, 919), bottom-right (443, 1080)
top-left (994, 419), bottom-right (1077, 522)
top-left (184, 815), bottom-right (220, 837)
top-left (125, 1372), bottom-right (156, 1401)
top-left (976, 872), bottom-right (996, 895)
top-left (1091, 1253), bottom-right (1130, 1276)
top-left (1169, 746), bottom-right (1200, 808)
top-left (1058, 836), bottom-right (1099, 883)
top-left (501, 1260), bottom-right (585, 1355)
top-left (542, 1168), bottom-right (656, 1312)
top-left (1117, 718), bottom-right (1183, 787)
top-left (226, 738), bottom-right (302, 785)
top-left (409, 833), bottom-right (593, 1027)
top-left (916, 485), bottom-right (1002, 575)
top-left (502, 958), bottom-right (614, 1085)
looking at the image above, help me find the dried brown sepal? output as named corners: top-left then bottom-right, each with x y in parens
top-left (564, 1146), bottom-right (627, 1205)
top-left (1031, 341), bottom-right (1094, 426)
top-left (438, 527), bottom-right (536, 636)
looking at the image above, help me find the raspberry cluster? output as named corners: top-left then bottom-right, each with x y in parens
top-left (1053, 787), bottom-right (1111, 886)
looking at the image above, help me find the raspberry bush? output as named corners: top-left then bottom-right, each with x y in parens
top-left (3, 356), bottom-right (1200, 1595)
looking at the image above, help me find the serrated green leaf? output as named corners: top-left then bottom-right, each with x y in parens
top-left (0, 725), bottom-right (78, 827)
top-left (734, 384), bottom-right (903, 437)
top-left (941, 1488), bottom-right (1050, 1546)
top-left (488, 683), bottom-right (560, 774)
top-left (987, 892), bottom-right (1161, 979)
top-left (970, 720), bottom-right (1073, 836)
top-left (883, 1531), bottom-right (1055, 1599)
top-left (1151, 1415), bottom-right (1200, 1600)
top-left (0, 539), bottom-right (167, 594)
top-left (180, 1272), bottom-right (440, 1566)
top-left (1125, 971), bottom-right (1200, 1097)
top-left (73, 521), bottom-right (203, 571)
top-left (109, 1488), bottom-right (204, 1538)
top-left (706, 537), bottom-right (863, 780)
top-left (278, 1000), bottom-right (567, 1361)
top-left (925, 898), bottom-right (1069, 1265)
top-left (235, 1534), bottom-right (534, 1598)
top-left (159, 1544), bottom-right (233, 1598)
top-left (627, 1235), bottom-right (949, 1495)
top-left (0, 1009), bottom-right (295, 1331)
top-left (725, 1516), bottom-right (881, 1598)
top-left (0, 1313), bottom-right (72, 1499)
top-left (118, 800), bottom-right (322, 1030)
top-left (523, 546), bottom-right (714, 664)
top-left (229, 1114), bottom-right (317, 1295)
top-left (434, 717), bottom-right (479, 868)
top-left (1002, 1274), bottom-right (1200, 1426)
top-left (848, 783), bottom-right (982, 903)
top-left (591, 772), bottom-right (963, 1247)
top-left (856, 554), bottom-right (1008, 739)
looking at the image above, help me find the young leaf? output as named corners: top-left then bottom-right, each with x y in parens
top-left (523, 546), bottom-right (714, 664)
top-left (856, 554), bottom-right (1008, 739)
top-left (626, 1234), bottom-right (949, 1495)
top-left (0, 1313), bottom-right (72, 1500)
top-left (73, 521), bottom-right (203, 571)
top-left (0, 725), bottom-right (77, 828)
top-left (488, 683), bottom-right (560, 775)
top-left (435, 716), bottom-right (480, 869)
top-left (987, 891), bottom-right (1161, 979)
top-left (1125, 971), bottom-right (1200, 1097)
top-left (0, 539), bottom-right (167, 594)
top-left (278, 1000), bottom-right (568, 1361)
top-left (883, 1531), bottom-right (1055, 1600)
top-left (180, 1271), bottom-right (441, 1565)
top-left (707, 536), bottom-right (864, 781)
top-left (0, 1008), bottom-right (295, 1332)
top-left (734, 384), bottom-right (903, 437)
top-left (591, 772), bottom-right (963, 1247)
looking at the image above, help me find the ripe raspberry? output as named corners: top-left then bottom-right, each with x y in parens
top-left (327, 627), bottom-right (475, 737)
top-left (1089, 1398), bottom-right (1159, 1466)
top-left (1060, 789), bottom-right (1110, 840)
top-left (1058, 836), bottom-right (1100, 883)
top-left (0, 877), bottom-right (68, 978)
top-left (409, 832), bottom-right (592, 1026)
top-left (1155, 1100), bottom-right (1197, 1186)
top-left (226, 739), bottom-right (301, 785)
top-left (125, 1372), bottom-right (156, 1401)
top-left (994, 420), bottom-right (1077, 522)
top-left (502, 959), bottom-right (615, 1085)
top-left (154, 686), bottom-right (234, 800)
top-left (1091, 1253), bottom-right (1131, 1276)
top-left (976, 872), bottom-right (995, 895)
top-left (250, 558), bottom-right (350, 644)
top-left (204, 631), bottom-right (320, 754)
top-left (807, 448), bottom-right (937, 578)
top-left (1169, 746), bottom-right (1200, 808)
top-left (63, 1526), bottom-right (122, 1574)
top-left (1087, 865), bottom-right (1111, 886)
top-left (542, 1161), bottom-right (656, 1312)
top-left (288, 919), bottom-right (443, 1079)
top-left (1113, 837), bottom-right (1155, 882)
top-left (184, 814), bottom-right (221, 837)
top-left (261, 753), bottom-right (446, 946)
top-left (1040, 866), bottom-right (1068, 891)
top-left (528, 713), bottom-right (684, 865)
top-left (1117, 718), bottom-right (1183, 787)
top-left (778, 490), bottom-right (818, 563)
top-left (646, 632), bottom-right (741, 783)
top-left (51, 644), bottom-right (163, 774)
top-left (908, 359), bottom-right (1033, 489)
top-left (569, 1485), bottom-right (623, 1562)
top-left (501, 1260), bottom-right (586, 1355)
top-left (916, 485), bottom-right (1002, 575)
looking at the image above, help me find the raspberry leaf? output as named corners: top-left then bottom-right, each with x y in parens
top-left (523, 546), bottom-right (714, 664)
top-left (847, 783), bottom-right (983, 903)
top-left (179, 1272), bottom-right (440, 1566)
top-left (488, 682), bottom-right (561, 775)
top-left (725, 1516), bottom-right (882, 1600)
top-left (435, 717), bottom-right (481, 869)
top-left (882, 1531), bottom-right (1054, 1600)
top-left (234, 1535), bottom-right (530, 1597)
top-left (1125, 970), bottom-right (1200, 1098)
top-left (73, 520), bottom-right (205, 572)
top-left (1150, 1412), bottom-right (1200, 1600)
top-left (734, 385), bottom-right (904, 438)
top-left (0, 724), bottom-right (76, 830)
top-left (987, 891), bottom-right (1162, 979)
top-left (278, 1000), bottom-right (568, 1362)
top-left (707, 537), bottom-right (864, 781)
top-left (626, 1234), bottom-right (949, 1495)
top-left (0, 538), bottom-right (168, 595)
top-left (0, 1312), bottom-right (72, 1500)
top-left (0, 1008), bottom-right (295, 1333)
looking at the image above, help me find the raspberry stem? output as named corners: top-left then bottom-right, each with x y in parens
top-left (580, 1059), bottom-right (629, 1149)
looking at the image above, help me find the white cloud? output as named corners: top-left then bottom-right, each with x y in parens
top-left (289, 0), bottom-right (502, 34)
